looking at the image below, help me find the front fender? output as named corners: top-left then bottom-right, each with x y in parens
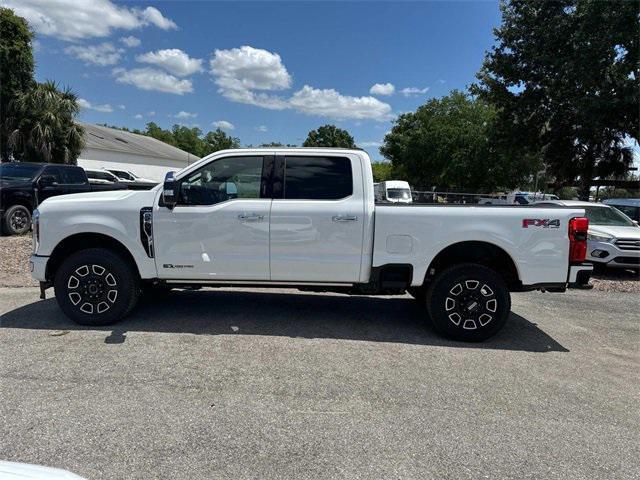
top-left (39, 214), bottom-right (157, 279)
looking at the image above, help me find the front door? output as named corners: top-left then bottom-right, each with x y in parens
top-left (153, 155), bottom-right (272, 281)
top-left (269, 154), bottom-right (365, 283)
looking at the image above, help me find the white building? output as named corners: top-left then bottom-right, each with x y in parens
top-left (77, 123), bottom-right (199, 182)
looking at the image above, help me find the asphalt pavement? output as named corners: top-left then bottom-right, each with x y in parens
top-left (1, 286), bottom-right (638, 479)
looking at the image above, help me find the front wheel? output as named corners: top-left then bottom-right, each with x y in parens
top-left (54, 248), bottom-right (140, 326)
top-left (426, 263), bottom-right (511, 342)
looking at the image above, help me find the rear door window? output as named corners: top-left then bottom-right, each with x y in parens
top-left (61, 167), bottom-right (87, 184)
top-left (283, 156), bottom-right (352, 200)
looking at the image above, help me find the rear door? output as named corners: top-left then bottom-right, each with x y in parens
top-left (269, 154), bottom-right (365, 283)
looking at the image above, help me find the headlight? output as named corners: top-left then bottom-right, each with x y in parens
top-left (32, 208), bottom-right (40, 253)
top-left (587, 232), bottom-right (613, 243)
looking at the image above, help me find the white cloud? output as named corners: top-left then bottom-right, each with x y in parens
top-left (117, 104), bottom-right (126, 110)
top-left (289, 86), bottom-right (392, 120)
top-left (256, 125), bottom-right (268, 132)
top-left (369, 83), bottom-right (395, 96)
top-left (209, 46), bottom-right (391, 121)
top-left (148, 111), bottom-right (156, 116)
top-left (65, 42), bottom-right (123, 66)
top-left (1, 0), bottom-right (177, 41)
top-left (134, 114), bottom-right (143, 119)
top-left (400, 86), bottom-right (429, 97)
top-left (175, 111), bottom-right (198, 119)
top-left (78, 98), bottom-right (114, 113)
top-left (139, 6), bottom-right (177, 30)
top-left (212, 120), bottom-right (235, 130)
top-left (359, 141), bottom-right (382, 148)
top-left (210, 46), bottom-right (292, 109)
top-left (113, 67), bottom-right (193, 95)
top-left (120, 36), bottom-right (141, 47)
top-left (136, 49), bottom-right (203, 77)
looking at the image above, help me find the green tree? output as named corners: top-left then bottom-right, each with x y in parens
top-left (371, 162), bottom-right (394, 182)
top-left (7, 80), bottom-right (84, 164)
top-left (474, 0), bottom-right (639, 199)
top-left (144, 122), bottom-right (177, 147)
top-left (171, 124), bottom-right (203, 156)
top-left (380, 90), bottom-right (533, 191)
top-left (0, 8), bottom-right (35, 161)
top-left (202, 128), bottom-right (240, 154)
top-left (303, 124), bottom-right (356, 148)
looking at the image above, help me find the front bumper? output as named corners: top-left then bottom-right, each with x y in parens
top-left (29, 255), bottom-right (49, 282)
top-left (587, 239), bottom-right (640, 268)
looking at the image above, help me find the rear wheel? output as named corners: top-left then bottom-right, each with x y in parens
top-left (3, 204), bottom-right (31, 236)
top-left (426, 263), bottom-right (510, 342)
top-left (54, 248), bottom-right (139, 326)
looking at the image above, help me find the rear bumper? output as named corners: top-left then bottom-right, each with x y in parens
top-left (568, 263), bottom-right (593, 288)
top-left (29, 255), bottom-right (49, 282)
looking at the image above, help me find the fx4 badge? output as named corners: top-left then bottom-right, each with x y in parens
top-left (522, 218), bottom-right (560, 229)
top-left (163, 264), bottom-right (194, 269)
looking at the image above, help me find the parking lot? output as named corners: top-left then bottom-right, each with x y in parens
top-left (1, 281), bottom-right (638, 479)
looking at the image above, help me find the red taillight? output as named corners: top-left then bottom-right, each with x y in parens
top-left (569, 217), bottom-right (589, 263)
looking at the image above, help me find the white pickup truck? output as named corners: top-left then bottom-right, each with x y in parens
top-left (30, 149), bottom-right (592, 341)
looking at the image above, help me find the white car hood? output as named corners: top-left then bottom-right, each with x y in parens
top-left (38, 188), bottom-right (158, 213)
top-left (0, 461), bottom-right (86, 480)
top-left (589, 225), bottom-right (640, 239)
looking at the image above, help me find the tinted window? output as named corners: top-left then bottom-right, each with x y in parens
top-left (179, 156), bottom-right (264, 206)
top-left (284, 156), bottom-right (352, 200)
top-left (62, 167), bottom-right (87, 184)
top-left (42, 166), bottom-right (63, 183)
top-left (0, 163), bottom-right (42, 181)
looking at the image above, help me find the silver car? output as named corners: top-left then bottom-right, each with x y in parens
top-left (535, 200), bottom-right (640, 271)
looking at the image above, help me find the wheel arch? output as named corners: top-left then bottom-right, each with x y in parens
top-left (46, 232), bottom-right (140, 282)
top-left (424, 241), bottom-right (521, 290)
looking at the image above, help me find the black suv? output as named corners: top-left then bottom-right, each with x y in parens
top-left (0, 162), bottom-right (125, 235)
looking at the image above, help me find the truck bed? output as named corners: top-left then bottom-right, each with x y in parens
top-left (372, 204), bottom-right (585, 287)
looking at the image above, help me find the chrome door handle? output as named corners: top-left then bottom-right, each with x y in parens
top-left (332, 215), bottom-right (358, 222)
top-left (238, 213), bottom-right (264, 221)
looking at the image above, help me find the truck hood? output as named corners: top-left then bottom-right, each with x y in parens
top-left (589, 225), bottom-right (640, 239)
top-left (38, 188), bottom-right (157, 213)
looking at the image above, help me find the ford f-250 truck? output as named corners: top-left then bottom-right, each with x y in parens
top-left (30, 149), bottom-right (592, 341)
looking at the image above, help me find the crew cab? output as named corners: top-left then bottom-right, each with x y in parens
top-left (30, 149), bottom-right (592, 341)
top-left (0, 162), bottom-right (126, 236)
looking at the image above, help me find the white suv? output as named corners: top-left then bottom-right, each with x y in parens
top-left (536, 200), bottom-right (640, 271)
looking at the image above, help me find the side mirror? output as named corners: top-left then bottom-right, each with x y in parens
top-left (39, 175), bottom-right (56, 187)
top-left (162, 171), bottom-right (177, 209)
top-left (633, 220), bottom-right (639, 226)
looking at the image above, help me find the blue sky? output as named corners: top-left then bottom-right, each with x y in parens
top-left (7, 1), bottom-right (502, 160)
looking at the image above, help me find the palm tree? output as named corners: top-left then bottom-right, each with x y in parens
top-left (7, 80), bottom-right (84, 163)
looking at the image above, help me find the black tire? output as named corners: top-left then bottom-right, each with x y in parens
top-left (407, 286), bottom-right (426, 305)
top-left (592, 263), bottom-right (607, 274)
top-left (426, 263), bottom-right (511, 342)
top-left (54, 248), bottom-right (140, 326)
top-left (3, 204), bottom-right (31, 236)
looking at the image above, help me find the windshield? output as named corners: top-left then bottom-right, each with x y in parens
top-left (0, 163), bottom-right (42, 182)
top-left (87, 171), bottom-right (116, 181)
top-left (387, 188), bottom-right (411, 200)
top-left (110, 170), bottom-right (135, 180)
top-left (584, 206), bottom-right (635, 227)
